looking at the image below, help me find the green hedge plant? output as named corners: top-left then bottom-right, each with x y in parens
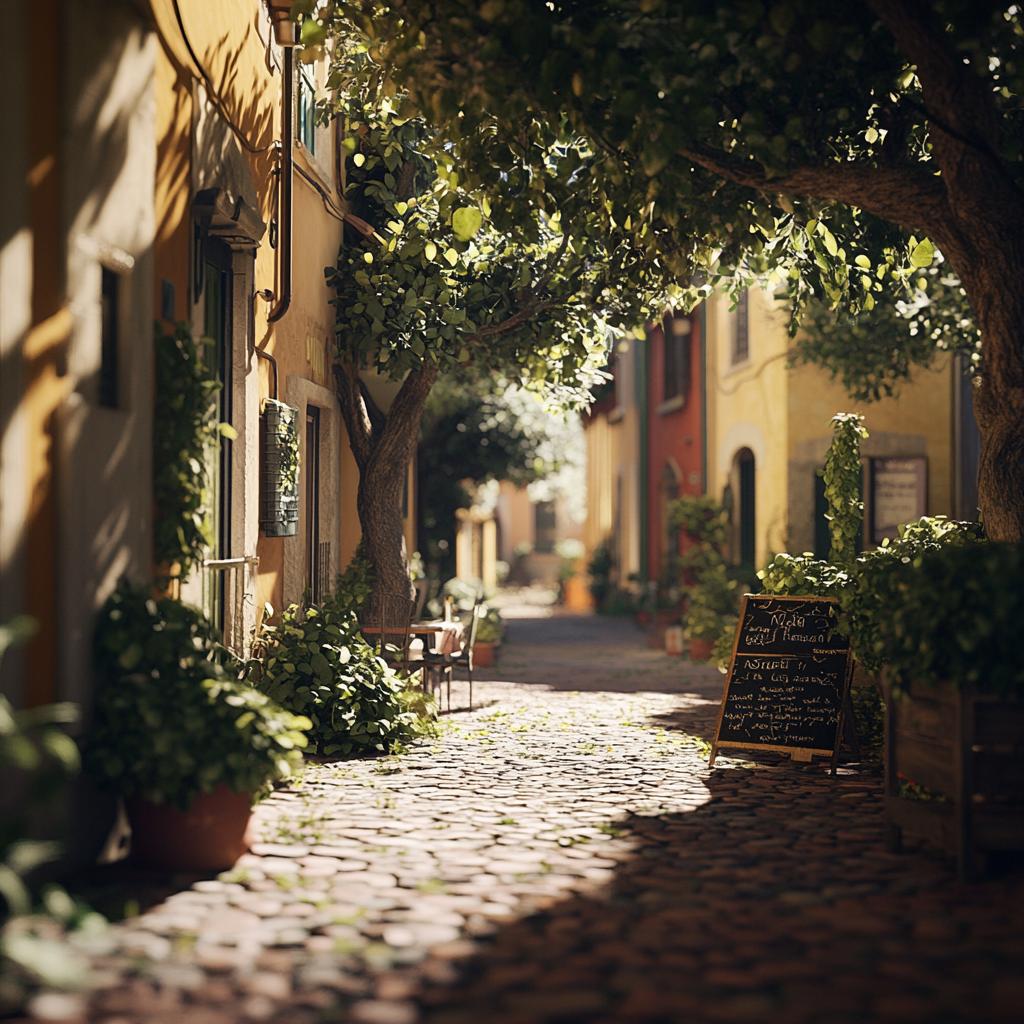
top-left (88, 587), bottom-right (309, 810)
top-left (248, 603), bottom-right (434, 758)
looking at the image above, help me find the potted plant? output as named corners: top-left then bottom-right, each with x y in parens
top-left (88, 586), bottom-right (310, 872)
top-left (471, 607), bottom-right (505, 667)
top-left (684, 604), bottom-right (723, 662)
top-left (684, 564), bottom-right (739, 663)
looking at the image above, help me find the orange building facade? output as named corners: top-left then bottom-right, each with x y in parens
top-left (0, 3), bottom-right (419, 758)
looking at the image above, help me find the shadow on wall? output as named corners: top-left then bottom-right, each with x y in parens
top-left (418, 704), bottom-right (1024, 1023)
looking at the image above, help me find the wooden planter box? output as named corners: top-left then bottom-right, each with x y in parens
top-left (884, 678), bottom-right (1024, 880)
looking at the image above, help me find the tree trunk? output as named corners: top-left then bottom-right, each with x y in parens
top-left (679, 1), bottom-right (1024, 541)
top-left (333, 361), bottom-right (438, 602)
top-left (952, 250), bottom-right (1024, 543)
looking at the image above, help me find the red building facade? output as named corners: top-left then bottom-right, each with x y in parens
top-left (645, 306), bottom-right (705, 586)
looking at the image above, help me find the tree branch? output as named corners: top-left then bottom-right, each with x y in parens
top-left (865, 0), bottom-right (1024, 220)
top-left (866, 0), bottom-right (1000, 153)
top-left (332, 361), bottom-right (374, 471)
top-left (678, 143), bottom-right (950, 240)
top-left (461, 296), bottom-right (562, 347)
top-left (368, 363), bottom-right (439, 476)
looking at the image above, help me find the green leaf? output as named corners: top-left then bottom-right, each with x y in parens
top-left (909, 238), bottom-right (934, 267)
top-left (452, 207), bottom-right (482, 241)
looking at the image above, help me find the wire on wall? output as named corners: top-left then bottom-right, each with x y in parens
top-left (171, 0), bottom-right (275, 155)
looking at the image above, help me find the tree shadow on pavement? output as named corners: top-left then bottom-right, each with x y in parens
top-left (418, 741), bottom-right (1024, 1024)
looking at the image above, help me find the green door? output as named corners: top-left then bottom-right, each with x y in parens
top-left (201, 239), bottom-right (233, 632)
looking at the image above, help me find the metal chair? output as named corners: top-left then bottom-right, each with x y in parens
top-left (449, 598), bottom-right (485, 711)
top-left (418, 635), bottom-right (452, 709)
top-left (364, 594), bottom-right (415, 676)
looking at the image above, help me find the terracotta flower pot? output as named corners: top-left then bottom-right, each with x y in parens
top-left (689, 637), bottom-right (716, 663)
top-left (473, 641), bottom-right (496, 668)
top-left (126, 783), bottom-right (254, 872)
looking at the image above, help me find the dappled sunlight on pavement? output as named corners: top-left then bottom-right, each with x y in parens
top-left (81, 615), bottom-right (1024, 1024)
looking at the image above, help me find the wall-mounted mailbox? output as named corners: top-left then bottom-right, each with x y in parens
top-left (260, 399), bottom-right (300, 537)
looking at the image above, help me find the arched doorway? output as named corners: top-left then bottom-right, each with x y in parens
top-left (733, 447), bottom-right (756, 568)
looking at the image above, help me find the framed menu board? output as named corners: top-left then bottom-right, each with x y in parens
top-left (709, 595), bottom-right (853, 773)
top-left (871, 457), bottom-right (927, 543)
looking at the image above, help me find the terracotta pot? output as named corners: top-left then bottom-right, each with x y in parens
top-left (689, 637), bottom-right (716, 663)
top-left (473, 641), bottom-right (496, 668)
top-left (126, 783), bottom-right (254, 872)
top-left (564, 575), bottom-right (595, 612)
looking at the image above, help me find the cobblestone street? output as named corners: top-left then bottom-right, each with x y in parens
top-left (81, 613), bottom-right (1024, 1024)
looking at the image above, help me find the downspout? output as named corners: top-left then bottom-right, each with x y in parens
top-left (637, 332), bottom-right (649, 584)
top-left (268, 32), bottom-right (294, 323)
top-left (700, 300), bottom-right (707, 495)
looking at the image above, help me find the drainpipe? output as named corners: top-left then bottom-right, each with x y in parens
top-left (637, 332), bottom-right (649, 584)
top-left (700, 300), bottom-right (707, 496)
top-left (268, 28), bottom-right (294, 323)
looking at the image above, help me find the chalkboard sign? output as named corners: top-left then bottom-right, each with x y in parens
top-left (710, 595), bottom-right (852, 771)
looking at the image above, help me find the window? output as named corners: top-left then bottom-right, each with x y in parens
top-left (298, 66), bottom-right (316, 154)
top-left (731, 289), bottom-right (749, 364)
top-left (737, 448), bottom-right (755, 567)
top-left (662, 313), bottom-right (692, 403)
top-left (99, 267), bottom-right (119, 408)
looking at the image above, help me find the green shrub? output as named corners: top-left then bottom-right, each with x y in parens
top-left (757, 552), bottom-right (853, 597)
top-left (669, 495), bottom-right (729, 587)
top-left (88, 587), bottom-right (309, 810)
top-left (711, 617), bottom-right (740, 671)
top-left (841, 516), bottom-right (985, 675)
top-left (847, 542), bottom-right (1021, 695)
top-left (822, 413), bottom-right (868, 566)
top-left (474, 607), bottom-right (505, 644)
top-left (684, 564), bottom-right (738, 640)
top-left (152, 322), bottom-right (232, 579)
top-left (327, 543), bottom-right (374, 618)
top-left (249, 603), bottom-right (434, 758)
top-left (851, 685), bottom-right (885, 762)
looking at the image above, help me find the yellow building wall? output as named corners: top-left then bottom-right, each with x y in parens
top-left (787, 355), bottom-right (953, 551)
top-left (707, 285), bottom-right (955, 566)
top-left (152, 0), bottom-right (361, 619)
top-left (705, 288), bottom-right (791, 567)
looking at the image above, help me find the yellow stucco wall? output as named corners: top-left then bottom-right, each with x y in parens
top-left (153, 0), bottom-right (362, 618)
top-left (707, 285), bottom-right (955, 565)
top-left (787, 355), bottom-right (953, 524)
top-left (705, 288), bottom-right (791, 567)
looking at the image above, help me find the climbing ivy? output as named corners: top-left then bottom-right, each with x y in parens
top-left (822, 413), bottom-right (867, 567)
top-left (152, 322), bottom-right (234, 579)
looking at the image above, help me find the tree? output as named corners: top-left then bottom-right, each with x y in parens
top-left (417, 378), bottom-right (572, 578)
top-left (311, 0), bottom-right (1024, 541)
top-left (320, 46), bottom-right (634, 599)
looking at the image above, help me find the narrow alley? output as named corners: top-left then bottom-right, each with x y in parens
top-left (81, 609), bottom-right (1024, 1024)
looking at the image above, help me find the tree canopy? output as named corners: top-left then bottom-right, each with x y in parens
top-left (417, 377), bottom-right (577, 575)
top-left (305, 0), bottom-right (1024, 540)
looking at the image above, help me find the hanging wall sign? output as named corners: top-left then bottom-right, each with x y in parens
top-left (709, 595), bottom-right (853, 773)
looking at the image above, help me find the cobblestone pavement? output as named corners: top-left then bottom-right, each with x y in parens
top-left (79, 616), bottom-right (1024, 1024)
